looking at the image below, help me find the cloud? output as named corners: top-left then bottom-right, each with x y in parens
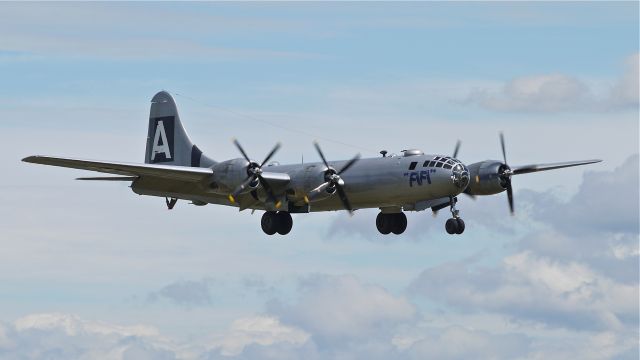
top-left (403, 326), bottom-right (530, 360)
top-left (1, 313), bottom-right (179, 360)
top-left (517, 154), bottom-right (639, 282)
top-left (526, 155), bottom-right (639, 236)
top-left (609, 53), bottom-right (640, 108)
top-left (268, 274), bottom-right (417, 342)
top-left (409, 251), bottom-right (638, 331)
top-left (466, 53), bottom-right (639, 113)
top-left (467, 74), bottom-right (592, 112)
top-left (147, 278), bottom-right (215, 308)
top-left (206, 316), bottom-right (310, 357)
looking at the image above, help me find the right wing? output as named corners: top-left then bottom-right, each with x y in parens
top-left (22, 155), bottom-right (213, 183)
top-left (511, 159), bottom-right (602, 175)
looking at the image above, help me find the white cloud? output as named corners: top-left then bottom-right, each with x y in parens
top-left (468, 74), bottom-right (591, 112)
top-left (269, 274), bottom-right (417, 341)
top-left (207, 316), bottom-right (310, 356)
top-left (14, 313), bottom-right (159, 338)
top-left (404, 326), bottom-right (530, 360)
top-left (2, 313), bottom-right (180, 360)
top-left (465, 53), bottom-right (639, 113)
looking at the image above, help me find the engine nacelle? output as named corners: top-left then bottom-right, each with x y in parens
top-left (302, 166), bottom-right (339, 203)
top-left (210, 158), bottom-right (257, 193)
top-left (465, 160), bottom-right (509, 196)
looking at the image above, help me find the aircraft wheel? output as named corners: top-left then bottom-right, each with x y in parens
top-left (445, 218), bottom-right (458, 235)
top-left (261, 211), bottom-right (278, 235)
top-left (455, 218), bottom-right (465, 234)
top-left (276, 211), bottom-right (293, 235)
top-left (391, 213), bottom-right (407, 235)
top-left (376, 213), bottom-right (391, 235)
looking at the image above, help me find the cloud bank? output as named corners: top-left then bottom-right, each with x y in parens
top-left (466, 53), bottom-right (639, 112)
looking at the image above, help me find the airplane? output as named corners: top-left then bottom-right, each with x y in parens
top-left (23, 91), bottom-right (601, 236)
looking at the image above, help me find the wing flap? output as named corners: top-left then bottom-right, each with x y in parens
top-left (22, 155), bottom-right (213, 183)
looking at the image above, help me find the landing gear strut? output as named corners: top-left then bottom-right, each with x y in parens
top-left (261, 211), bottom-right (293, 235)
top-left (445, 197), bottom-right (465, 235)
top-left (376, 212), bottom-right (407, 235)
top-left (165, 197), bottom-right (177, 210)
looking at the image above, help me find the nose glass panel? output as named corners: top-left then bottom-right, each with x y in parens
top-left (452, 163), bottom-right (470, 189)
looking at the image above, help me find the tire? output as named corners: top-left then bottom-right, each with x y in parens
top-left (445, 218), bottom-right (458, 235)
top-left (391, 213), bottom-right (407, 235)
top-left (276, 212), bottom-right (293, 235)
top-left (455, 218), bottom-right (465, 234)
top-left (261, 211), bottom-right (278, 235)
top-left (376, 213), bottom-right (391, 235)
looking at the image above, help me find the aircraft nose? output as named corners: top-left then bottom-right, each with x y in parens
top-left (452, 163), bottom-right (470, 189)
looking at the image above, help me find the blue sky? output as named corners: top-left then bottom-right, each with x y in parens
top-left (0, 2), bottom-right (638, 359)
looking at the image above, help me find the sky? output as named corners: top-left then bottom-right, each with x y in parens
top-left (0, 2), bottom-right (638, 359)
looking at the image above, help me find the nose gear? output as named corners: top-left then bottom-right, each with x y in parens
top-left (445, 196), bottom-right (465, 235)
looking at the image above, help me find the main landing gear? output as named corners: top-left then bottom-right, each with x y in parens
top-left (261, 211), bottom-right (293, 235)
top-left (445, 197), bottom-right (465, 235)
top-left (376, 212), bottom-right (407, 235)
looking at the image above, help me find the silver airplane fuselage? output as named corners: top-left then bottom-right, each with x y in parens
top-left (131, 153), bottom-right (469, 213)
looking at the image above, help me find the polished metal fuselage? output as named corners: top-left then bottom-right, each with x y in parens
top-left (132, 153), bottom-right (468, 213)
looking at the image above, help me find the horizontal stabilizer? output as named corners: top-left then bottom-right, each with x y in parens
top-left (23, 156), bottom-right (213, 183)
top-left (512, 159), bottom-right (602, 175)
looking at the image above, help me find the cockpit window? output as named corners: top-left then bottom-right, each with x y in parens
top-left (409, 162), bottom-right (417, 170)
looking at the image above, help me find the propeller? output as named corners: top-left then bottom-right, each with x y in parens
top-left (452, 140), bottom-right (461, 159)
top-left (228, 139), bottom-right (282, 208)
top-left (306, 142), bottom-right (360, 214)
top-left (498, 132), bottom-right (515, 215)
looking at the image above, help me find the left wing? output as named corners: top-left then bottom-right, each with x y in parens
top-left (22, 155), bottom-right (213, 183)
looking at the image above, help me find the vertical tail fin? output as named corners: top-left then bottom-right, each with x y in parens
top-left (145, 91), bottom-right (215, 167)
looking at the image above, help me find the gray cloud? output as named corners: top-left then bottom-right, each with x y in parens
top-left (518, 154), bottom-right (639, 282)
top-left (526, 154), bottom-right (639, 236)
top-left (408, 252), bottom-right (638, 331)
top-left (147, 278), bottom-right (215, 308)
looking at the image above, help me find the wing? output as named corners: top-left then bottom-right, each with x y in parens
top-left (511, 159), bottom-right (602, 175)
top-left (22, 155), bottom-right (213, 182)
